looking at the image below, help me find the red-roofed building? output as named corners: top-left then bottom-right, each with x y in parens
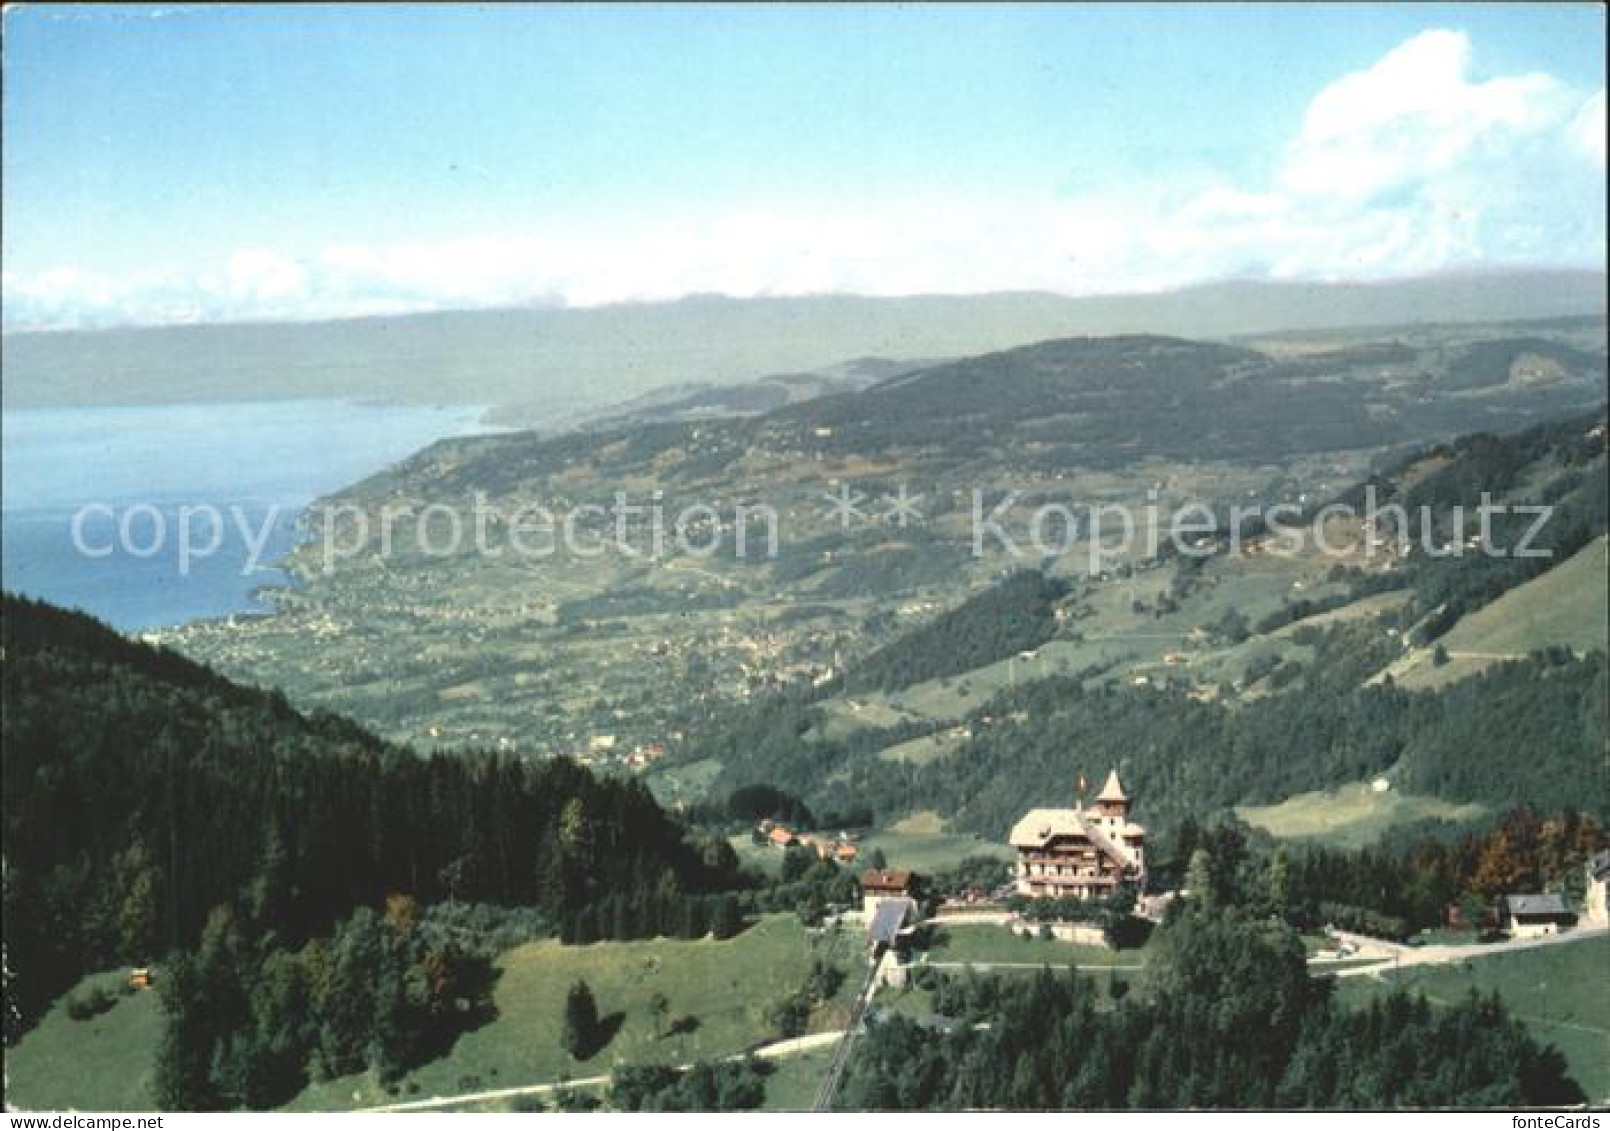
top-left (860, 868), bottom-right (914, 916)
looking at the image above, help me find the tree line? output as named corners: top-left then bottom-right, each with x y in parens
top-left (1, 594), bottom-right (740, 1034)
top-left (837, 909), bottom-right (1584, 1108)
top-left (153, 896), bottom-right (495, 1110)
top-left (1150, 808), bottom-right (1605, 939)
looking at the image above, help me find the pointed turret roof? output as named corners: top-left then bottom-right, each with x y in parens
top-left (1096, 768), bottom-right (1128, 804)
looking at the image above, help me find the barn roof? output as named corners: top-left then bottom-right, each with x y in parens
top-left (1505, 893), bottom-right (1569, 917)
top-left (867, 897), bottom-right (916, 945)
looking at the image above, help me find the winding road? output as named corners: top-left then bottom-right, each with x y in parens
top-left (359, 1028), bottom-right (847, 1113)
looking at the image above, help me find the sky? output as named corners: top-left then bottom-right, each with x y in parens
top-left (2, 2), bottom-right (1604, 329)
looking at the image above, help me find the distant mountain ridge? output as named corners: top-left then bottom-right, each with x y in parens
top-left (521, 355), bottom-right (935, 434)
top-left (4, 270), bottom-right (1604, 415)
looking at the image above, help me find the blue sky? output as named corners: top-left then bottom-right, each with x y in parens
top-left (3, 3), bottom-right (1604, 328)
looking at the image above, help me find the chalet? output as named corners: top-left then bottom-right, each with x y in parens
top-left (860, 868), bottom-right (915, 917)
top-left (768, 826), bottom-right (797, 848)
top-left (1502, 893), bottom-right (1573, 938)
top-left (1010, 769), bottom-right (1146, 899)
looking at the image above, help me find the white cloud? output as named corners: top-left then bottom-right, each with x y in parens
top-left (1046, 29), bottom-right (1604, 288)
top-left (1283, 30), bottom-right (1569, 201)
top-left (225, 249), bottom-right (308, 303)
top-left (3, 29), bottom-right (1603, 330)
top-left (1571, 90), bottom-right (1606, 167)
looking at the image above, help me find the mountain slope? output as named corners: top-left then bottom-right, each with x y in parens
top-left (1, 594), bottom-right (727, 1034)
top-left (164, 322), bottom-right (1605, 761)
top-left (1387, 536), bottom-right (1608, 690)
top-left (664, 413), bottom-right (1608, 836)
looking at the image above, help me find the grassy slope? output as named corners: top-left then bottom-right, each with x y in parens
top-left (1440, 535), bottom-right (1609, 654)
top-left (1337, 935), bottom-right (1610, 1105)
top-left (1390, 537), bottom-right (1608, 691)
top-left (923, 923), bottom-right (1147, 968)
top-left (1237, 783), bottom-right (1488, 847)
top-left (288, 914), bottom-right (853, 1111)
top-left (876, 731), bottom-right (961, 766)
top-left (858, 813), bottom-right (1012, 873)
top-left (643, 756), bottom-right (724, 808)
top-left (2, 971), bottom-right (165, 1112)
top-left (5, 915), bottom-right (858, 1114)
top-left (759, 1048), bottom-right (835, 1111)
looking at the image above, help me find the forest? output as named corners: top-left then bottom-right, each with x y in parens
top-left (0, 595), bottom-right (742, 1037)
top-left (1147, 808), bottom-right (1604, 938)
top-left (842, 569), bottom-right (1065, 692)
top-left (839, 910), bottom-right (1584, 1109)
top-left (690, 629), bottom-right (1607, 837)
top-left (1342, 409), bottom-right (1607, 638)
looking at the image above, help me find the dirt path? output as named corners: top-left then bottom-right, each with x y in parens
top-left (361, 928), bottom-right (1606, 1111)
top-left (357, 1028), bottom-right (845, 1113)
top-left (1326, 925), bottom-right (1607, 978)
top-left (922, 960), bottom-right (1146, 971)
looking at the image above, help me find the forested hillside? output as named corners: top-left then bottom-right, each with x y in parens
top-left (695, 637), bottom-right (1607, 838)
top-left (673, 412), bottom-right (1608, 835)
top-left (839, 910), bottom-right (1585, 1109)
top-left (843, 571), bottom-right (1066, 693)
top-left (1342, 410), bottom-right (1608, 640)
top-left (0, 595), bottom-right (738, 1038)
top-left (776, 330), bottom-right (1604, 463)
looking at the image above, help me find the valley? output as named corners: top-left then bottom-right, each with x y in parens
top-left (5, 316), bottom-right (1606, 1112)
top-left (8, 4), bottom-right (1608, 1114)
top-left (155, 320), bottom-right (1607, 850)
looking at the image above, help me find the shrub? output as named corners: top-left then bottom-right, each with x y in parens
top-left (65, 985), bottom-right (119, 1022)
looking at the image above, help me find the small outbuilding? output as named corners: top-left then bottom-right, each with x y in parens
top-left (1502, 893), bottom-right (1573, 938)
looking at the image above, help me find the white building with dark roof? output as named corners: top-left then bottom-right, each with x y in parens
top-left (1009, 769), bottom-right (1146, 900)
top-left (1502, 893), bottom-right (1573, 938)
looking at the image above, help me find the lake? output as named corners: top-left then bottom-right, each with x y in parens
top-left (1, 400), bottom-right (492, 630)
